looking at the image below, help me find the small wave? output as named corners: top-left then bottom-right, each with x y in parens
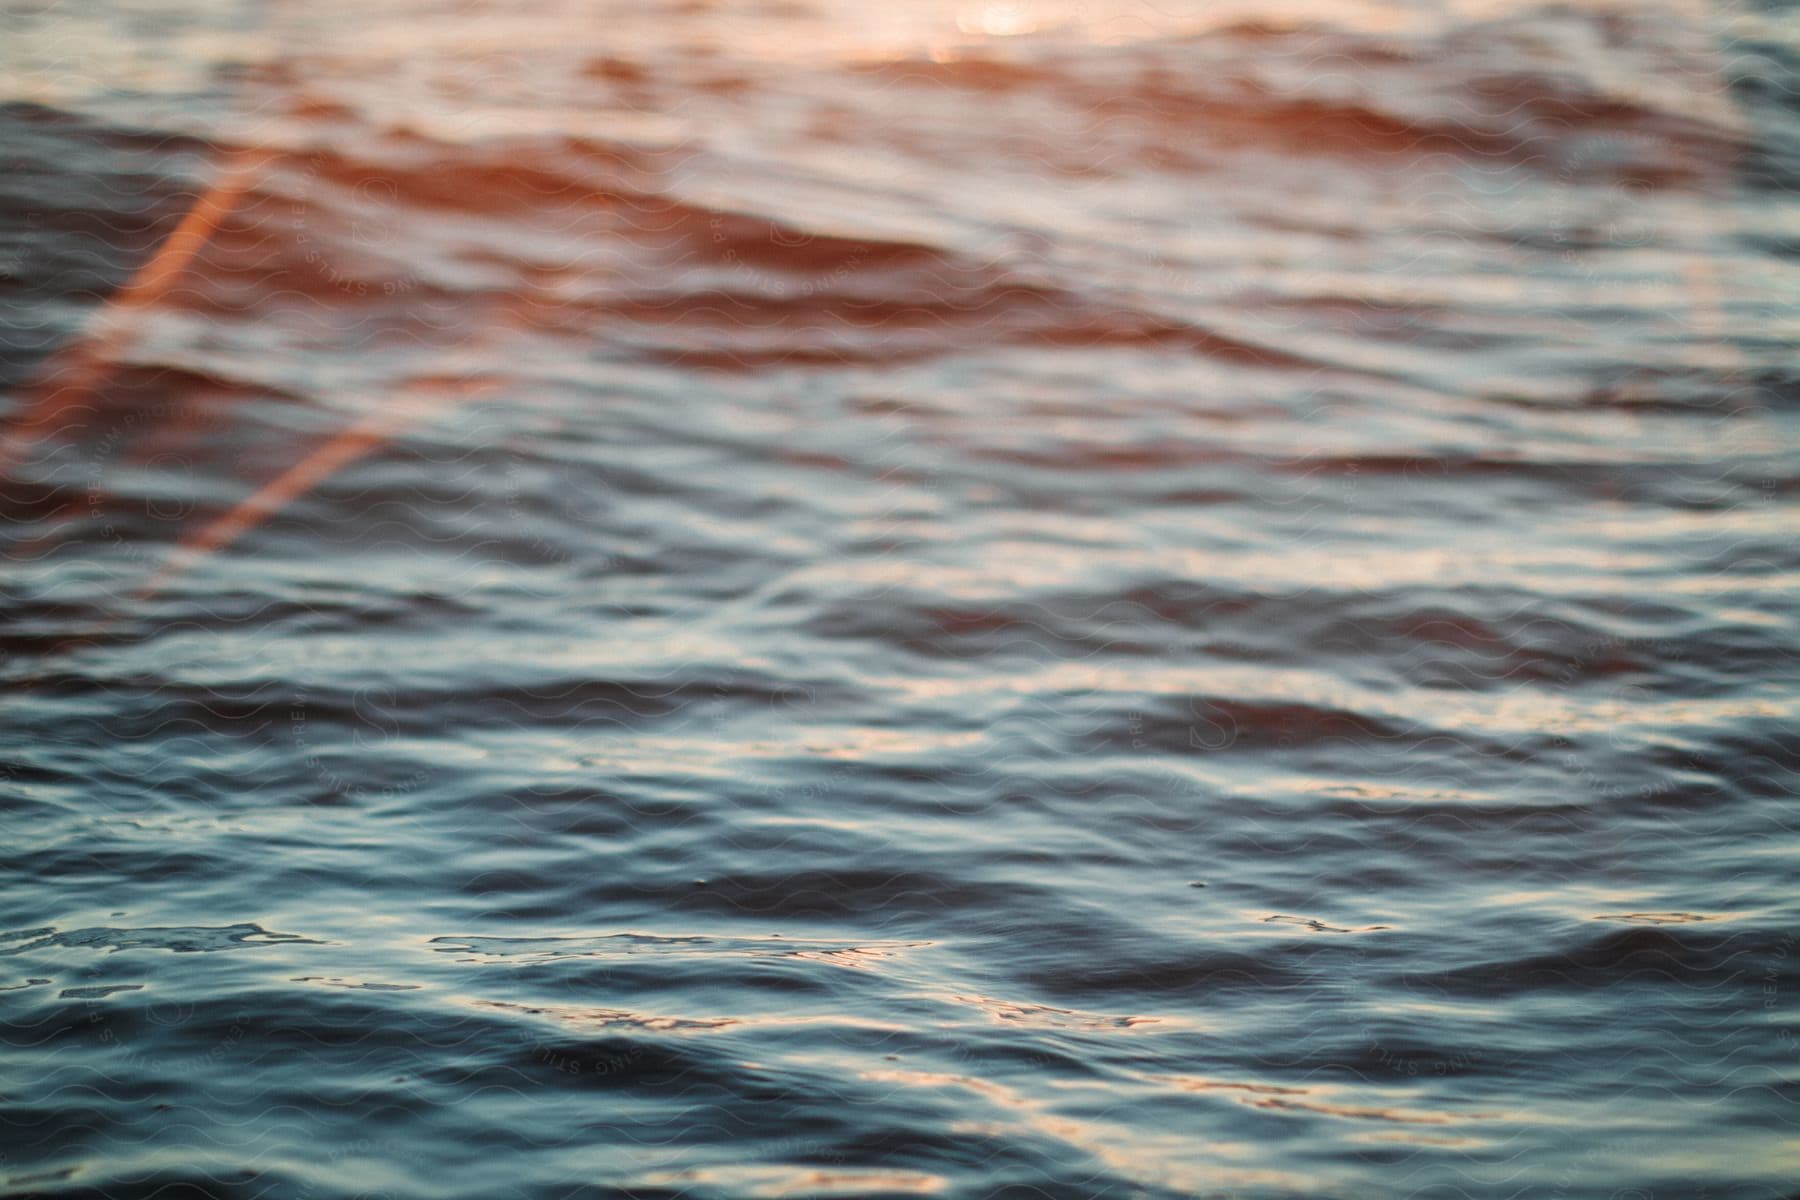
top-left (0, 922), bottom-right (320, 956)
top-left (1421, 925), bottom-right (1787, 996)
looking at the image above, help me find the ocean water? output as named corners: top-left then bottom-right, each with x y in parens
top-left (2, 0), bottom-right (1798, 1196)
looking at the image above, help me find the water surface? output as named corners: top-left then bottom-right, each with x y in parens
top-left (2, 0), bottom-right (1798, 1196)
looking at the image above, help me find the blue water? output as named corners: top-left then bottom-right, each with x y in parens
top-left (2, 0), bottom-right (1798, 1196)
